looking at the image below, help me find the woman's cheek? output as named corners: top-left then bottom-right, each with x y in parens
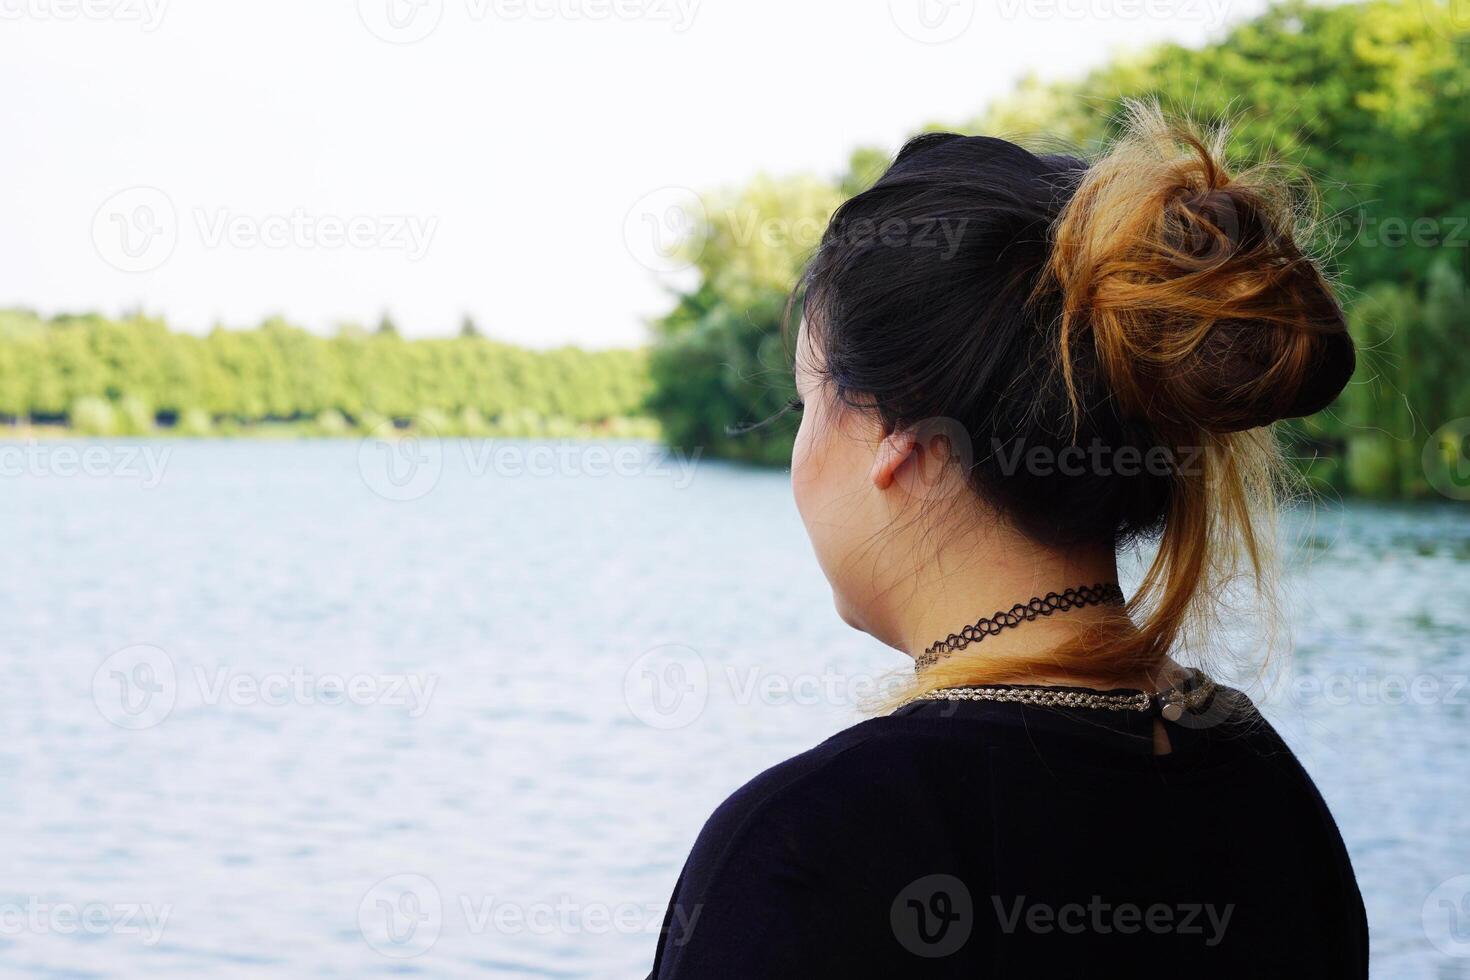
top-left (790, 411), bottom-right (821, 522)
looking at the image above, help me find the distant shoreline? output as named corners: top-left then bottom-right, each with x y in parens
top-left (0, 416), bottom-right (662, 442)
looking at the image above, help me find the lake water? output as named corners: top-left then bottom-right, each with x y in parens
top-left (3, 438), bottom-right (1469, 978)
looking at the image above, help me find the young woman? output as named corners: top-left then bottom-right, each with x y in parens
top-left (648, 105), bottom-right (1367, 978)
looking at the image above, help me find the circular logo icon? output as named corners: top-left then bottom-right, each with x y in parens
top-left (1421, 0), bottom-right (1470, 41)
top-left (357, 0), bottom-right (444, 44)
top-left (888, 0), bottom-right (976, 43)
top-left (93, 644), bottom-right (178, 730)
top-left (1423, 873), bottom-right (1470, 958)
top-left (358, 417), bottom-right (444, 502)
top-left (623, 644), bottom-right (709, 730)
top-left (92, 186), bottom-right (177, 273)
top-left (623, 186), bottom-right (709, 274)
top-left (893, 417), bottom-right (974, 502)
top-left (891, 873), bottom-right (973, 958)
top-left (359, 873), bottom-right (442, 958)
top-left (1424, 418), bottom-right (1470, 500)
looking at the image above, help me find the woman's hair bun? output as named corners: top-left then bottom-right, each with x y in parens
top-left (1046, 101), bottom-right (1354, 434)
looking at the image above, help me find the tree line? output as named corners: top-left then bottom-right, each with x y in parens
top-left (0, 309), bottom-right (653, 438)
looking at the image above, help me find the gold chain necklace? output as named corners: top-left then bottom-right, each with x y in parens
top-left (904, 670), bottom-right (1217, 721)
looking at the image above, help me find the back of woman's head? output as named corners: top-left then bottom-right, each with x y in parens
top-left (798, 101), bottom-right (1354, 686)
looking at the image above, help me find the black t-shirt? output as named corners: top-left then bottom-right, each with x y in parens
top-left (649, 684), bottom-right (1367, 978)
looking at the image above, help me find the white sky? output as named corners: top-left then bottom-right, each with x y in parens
top-left (1, 0), bottom-right (1264, 348)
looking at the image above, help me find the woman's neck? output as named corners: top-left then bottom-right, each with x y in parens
top-left (871, 522), bottom-right (1172, 691)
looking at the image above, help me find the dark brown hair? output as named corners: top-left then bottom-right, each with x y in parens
top-left (798, 102), bottom-right (1354, 687)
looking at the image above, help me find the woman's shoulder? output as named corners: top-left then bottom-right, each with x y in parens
top-left (729, 714), bottom-right (963, 803)
top-left (690, 715), bottom-right (966, 858)
top-left (652, 716), bottom-right (997, 975)
top-left (685, 684), bottom-right (1313, 867)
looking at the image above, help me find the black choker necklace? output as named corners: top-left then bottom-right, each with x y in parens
top-left (916, 582), bottom-right (1125, 670)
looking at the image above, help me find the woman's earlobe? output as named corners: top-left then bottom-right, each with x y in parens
top-left (869, 428), bottom-right (917, 490)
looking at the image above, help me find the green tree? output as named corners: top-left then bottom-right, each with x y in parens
top-left (646, 0), bottom-right (1470, 492)
top-left (649, 174), bottom-right (844, 462)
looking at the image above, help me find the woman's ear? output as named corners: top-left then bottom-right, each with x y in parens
top-left (870, 421), bottom-right (974, 501)
top-left (869, 427), bottom-right (917, 490)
